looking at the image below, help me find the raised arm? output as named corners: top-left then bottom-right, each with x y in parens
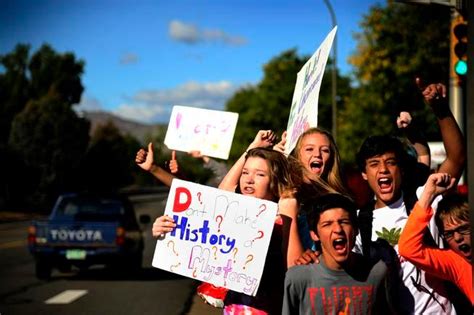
top-left (396, 111), bottom-right (430, 167)
top-left (417, 78), bottom-right (466, 180)
top-left (135, 142), bottom-right (176, 187)
top-left (218, 130), bottom-right (276, 191)
top-left (273, 131), bottom-right (287, 155)
top-left (398, 173), bottom-right (457, 280)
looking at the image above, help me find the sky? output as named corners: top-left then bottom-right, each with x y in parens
top-left (0, 0), bottom-right (382, 124)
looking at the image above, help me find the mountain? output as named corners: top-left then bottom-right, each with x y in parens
top-left (79, 110), bottom-right (165, 142)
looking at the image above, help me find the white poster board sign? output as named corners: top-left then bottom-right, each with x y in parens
top-left (152, 179), bottom-right (277, 296)
top-left (164, 106), bottom-right (239, 160)
top-left (285, 26), bottom-right (337, 154)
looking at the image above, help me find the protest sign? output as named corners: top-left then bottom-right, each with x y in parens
top-left (152, 179), bottom-right (277, 296)
top-left (285, 26), bottom-right (337, 154)
top-left (164, 106), bottom-right (239, 160)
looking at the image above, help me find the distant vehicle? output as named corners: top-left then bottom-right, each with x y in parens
top-left (27, 193), bottom-right (151, 280)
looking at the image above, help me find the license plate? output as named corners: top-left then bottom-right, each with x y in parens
top-left (66, 249), bottom-right (87, 260)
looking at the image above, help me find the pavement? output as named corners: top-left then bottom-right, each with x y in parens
top-left (0, 210), bottom-right (221, 315)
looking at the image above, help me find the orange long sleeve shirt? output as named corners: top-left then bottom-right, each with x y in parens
top-left (398, 202), bottom-right (473, 305)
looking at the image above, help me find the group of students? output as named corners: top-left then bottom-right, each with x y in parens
top-left (136, 80), bottom-right (472, 314)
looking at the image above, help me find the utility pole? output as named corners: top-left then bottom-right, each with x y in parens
top-left (450, 10), bottom-right (466, 135)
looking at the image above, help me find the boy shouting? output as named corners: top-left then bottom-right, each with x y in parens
top-left (283, 193), bottom-right (392, 314)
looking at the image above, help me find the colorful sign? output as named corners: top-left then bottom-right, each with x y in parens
top-left (164, 106), bottom-right (239, 160)
top-left (285, 26), bottom-right (337, 154)
top-left (152, 179), bottom-right (277, 296)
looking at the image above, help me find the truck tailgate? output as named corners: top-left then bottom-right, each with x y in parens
top-left (34, 221), bottom-right (119, 247)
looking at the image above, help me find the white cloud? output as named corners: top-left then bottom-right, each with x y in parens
top-left (113, 80), bottom-right (243, 124)
top-left (119, 53), bottom-right (139, 65)
top-left (112, 104), bottom-right (166, 123)
top-left (169, 20), bottom-right (200, 44)
top-left (169, 20), bottom-right (248, 46)
top-left (76, 96), bottom-right (103, 111)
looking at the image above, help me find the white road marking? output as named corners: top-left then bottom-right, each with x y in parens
top-left (45, 290), bottom-right (88, 304)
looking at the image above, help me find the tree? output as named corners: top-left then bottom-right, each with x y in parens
top-left (338, 1), bottom-right (450, 164)
top-left (0, 44), bottom-right (84, 145)
top-left (1, 44), bottom-right (87, 211)
top-left (80, 121), bottom-right (138, 193)
top-left (225, 49), bottom-right (351, 161)
top-left (0, 44), bottom-right (30, 146)
top-left (29, 44), bottom-right (84, 105)
top-left (9, 94), bottom-right (90, 209)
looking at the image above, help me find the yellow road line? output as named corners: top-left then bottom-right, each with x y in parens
top-left (0, 239), bottom-right (27, 249)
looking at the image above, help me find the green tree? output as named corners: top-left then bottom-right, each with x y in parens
top-left (0, 44), bottom-right (30, 146)
top-left (29, 44), bottom-right (84, 105)
top-left (0, 44), bottom-right (84, 145)
top-left (338, 1), bottom-right (450, 164)
top-left (1, 44), bottom-right (87, 211)
top-left (9, 95), bottom-right (90, 209)
top-left (225, 49), bottom-right (351, 161)
top-left (81, 121), bottom-right (138, 193)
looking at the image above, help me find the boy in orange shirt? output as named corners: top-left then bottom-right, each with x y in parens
top-left (398, 173), bottom-right (473, 305)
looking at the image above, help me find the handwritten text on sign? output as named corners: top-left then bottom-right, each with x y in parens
top-left (152, 179), bottom-right (277, 296)
top-left (164, 106), bottom-right (239, 160)
top-left (285, 26), bottom-right (337, 154)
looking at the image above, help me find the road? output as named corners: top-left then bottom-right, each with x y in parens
top-left (0, 192), bottom-right (220, 315)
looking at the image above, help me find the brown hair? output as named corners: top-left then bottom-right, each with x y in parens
top-left (435, 194), bottom-right (469, 234)
top-left (242, 147), bottom-right (299, 202)
top-left (291, 127), bottom-right (347, 194)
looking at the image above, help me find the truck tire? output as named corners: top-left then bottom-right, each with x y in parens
top-left (36, 259), bottom-right (52, 280)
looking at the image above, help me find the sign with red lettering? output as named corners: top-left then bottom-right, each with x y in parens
top-left (152, 179), bottom-right (277, 296)
top-left (164, 106), bottom-right (239, 160)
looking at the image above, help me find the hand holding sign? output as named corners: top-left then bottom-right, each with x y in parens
top-left (152, 215), bottom-right (176, 238)
top-left (152, 179), bottom-right (278, 296)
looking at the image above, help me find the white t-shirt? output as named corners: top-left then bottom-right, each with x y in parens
top-left (354, 188), bottom-right (455, 315)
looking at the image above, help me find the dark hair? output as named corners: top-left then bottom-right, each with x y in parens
top-left (356, 135), bottom-right (409, 172)
top-left (435, 193), bottom-right (469, 234)
top-left (301, 193), bottom-right (358, 233)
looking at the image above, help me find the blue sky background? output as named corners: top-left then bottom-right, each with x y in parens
top-left (0, 0), bottom-right (382, 124)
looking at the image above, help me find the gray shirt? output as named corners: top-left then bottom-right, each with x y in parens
top-left (283, 254), bottom-right (389, 315)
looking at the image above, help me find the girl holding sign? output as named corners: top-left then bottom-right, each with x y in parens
top-left (151, 130), bottom-right (295, 313)
top-left (213, 130), bottom-right (295, 314)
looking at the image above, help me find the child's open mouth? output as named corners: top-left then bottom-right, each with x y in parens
top-left (332, 238), bottom-right (348, 253)
top-left (310, 161), bottom-right (322, 173)
top-left (459, 243), bottom-right (470, 253)
top-left (377, 177), bottom-right (393, 192)
top-left (242, 186), bottom-right (255, 194)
